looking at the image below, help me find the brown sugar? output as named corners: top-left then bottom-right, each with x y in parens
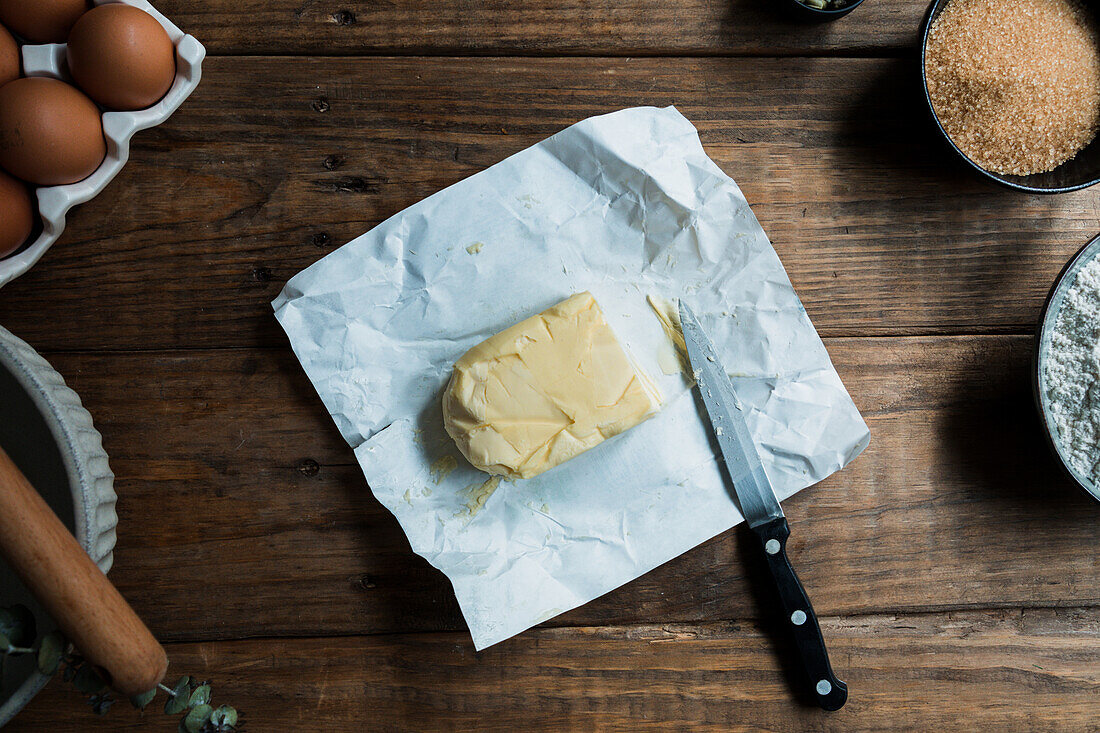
top-left (925, 0), bottom-right (1100, 176)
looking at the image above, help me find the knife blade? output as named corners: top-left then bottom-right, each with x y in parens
top-left (678, 301), bottom-right (848, 711)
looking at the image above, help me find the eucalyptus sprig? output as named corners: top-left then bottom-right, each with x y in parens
top-left (0, 604), bottom-right (241, 732)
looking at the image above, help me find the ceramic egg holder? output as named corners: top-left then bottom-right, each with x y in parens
top-left (0, 0), bottom-right (205, 289)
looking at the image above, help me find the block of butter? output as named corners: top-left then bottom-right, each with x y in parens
top-left (443, 292), bottom-right (663, 479)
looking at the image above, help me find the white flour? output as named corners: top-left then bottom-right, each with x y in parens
top-left (1043, 256), bottom-right (1100, 483)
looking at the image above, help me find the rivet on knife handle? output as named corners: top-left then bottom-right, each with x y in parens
top-left (752, 516), bottom-right (848, 711)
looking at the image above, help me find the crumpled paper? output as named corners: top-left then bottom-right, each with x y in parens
top-left (273, 106), bottom-right (870, 650)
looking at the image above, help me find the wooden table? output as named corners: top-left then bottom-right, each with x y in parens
top-left (4, 0), bottom-right (1100, 729)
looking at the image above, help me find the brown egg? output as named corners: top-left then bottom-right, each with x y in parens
top-left (0, 77), bottom-right (105, 186)
top-left (67, 4), bottom-right (175, 111)
top-left (0, 23), bottom-right (18, 87)
top-left (0, 168), bottom-right (33, 258)
top-left (0, 0), bottom-right (88, 44)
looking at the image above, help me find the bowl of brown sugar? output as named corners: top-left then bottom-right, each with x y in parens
top-left (921, 0), bottom-right (1100, 193)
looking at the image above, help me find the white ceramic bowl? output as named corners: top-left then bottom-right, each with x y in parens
top-left (0, 324), bottom-right (117, 726)
top-left (1033, 234), bottom-right (1100, 503)
top-left (0, 0), bottom-right (205, 289)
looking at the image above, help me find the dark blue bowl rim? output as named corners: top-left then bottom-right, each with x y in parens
top-left (919, 0), bottom-right (1100, 194)
top-left (1032, 234), bottom-right (1100, 503)
top-left (787, 0), bottom-right (868, 18)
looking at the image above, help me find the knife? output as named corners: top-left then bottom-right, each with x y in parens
top-left (678, 301), bottom-right (848, 711)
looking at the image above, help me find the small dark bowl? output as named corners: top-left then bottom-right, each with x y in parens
top-left (783, 0), bottom-right (867, 22)
top-left (1033, 234), bottom-right (1100, 503)
top-left (920, 0), bottom-right (1100, 194)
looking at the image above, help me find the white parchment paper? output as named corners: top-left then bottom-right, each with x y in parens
top-left (273, 106), bottom-right (870, 650)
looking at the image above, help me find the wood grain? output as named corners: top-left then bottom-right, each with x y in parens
top-left (153, 0), bottom-right (924, 56)
top-left (0, 0), bottom-right (1092, 728)
top-left (0, 57), bottom-right (1097, 352)
top-left (19, 334), bottom-right (1094, 644)
top-left (11, 609), bottom-right (1100, 731)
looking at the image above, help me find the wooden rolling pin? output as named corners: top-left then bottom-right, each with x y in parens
top-left (0, 445), bottom-right (166, 697)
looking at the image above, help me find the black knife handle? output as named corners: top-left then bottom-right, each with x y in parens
top-left (750, 517), bottom-right (847, 711)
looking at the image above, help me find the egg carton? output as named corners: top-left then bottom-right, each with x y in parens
top-left (0, 0), bottom-right (205, 289)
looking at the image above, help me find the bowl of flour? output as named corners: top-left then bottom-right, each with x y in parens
top-left (1036, 234), bottom-right (1100, 500)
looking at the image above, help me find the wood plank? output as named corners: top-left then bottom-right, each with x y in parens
top-left (14, 334), bottom-right (1095, 644)
top-left (154, 0), bottom-right (923, 56)
top-left (0, 57), bottom-right (1096, 352)
top-left (10, 609), bottom-right (1100, 731)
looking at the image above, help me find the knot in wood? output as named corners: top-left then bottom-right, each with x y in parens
top-left (332, 10), bottom-right (356, 25)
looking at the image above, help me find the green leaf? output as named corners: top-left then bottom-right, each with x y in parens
top-left (87, 693), bottom-right (115, 715)
top-left (130, 687), bottom-right (157, 710)
top-left (0, 605), bottom-right (35, 647)
top-left (72, 664), bottom-right (106, 695)
top-left (188, 683), bottom-right (211, 707)
top-left (210, 705), bottom-right (239, 727)
top-left (165, 683), bottom-right (191, 714)
top-left (37, 631), bottom-right (64, 675)
top-left (165, 695), bottom-right (190, 716)
top-left (184, 703), bottom-right (213, 732)
top-left (163, 675), bottom-right (192, 714)
top-left (0, 611), bottom-right (14, 642)
top-left (178, 719), bottom-right (190, 733)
